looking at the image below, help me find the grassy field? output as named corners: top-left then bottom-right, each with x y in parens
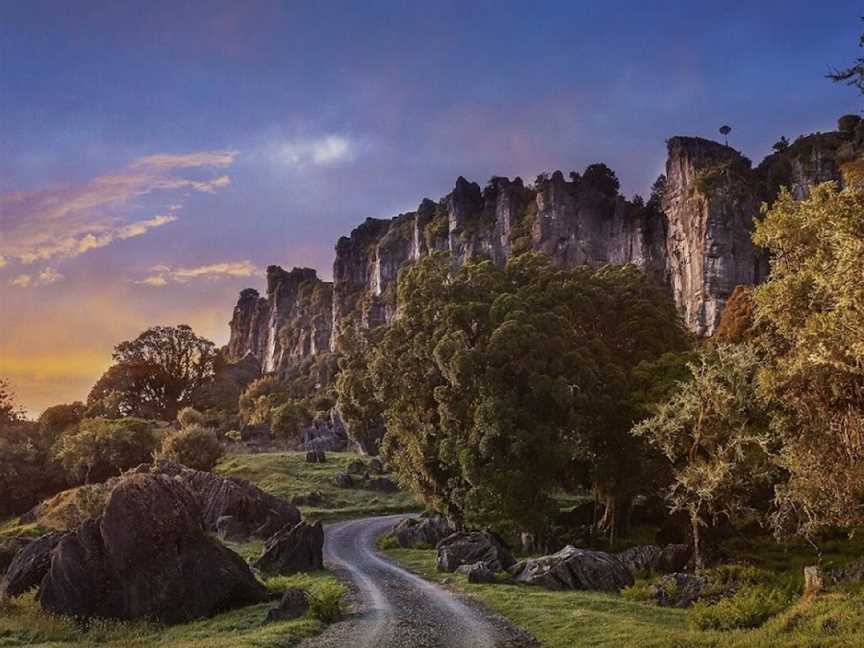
top-left (215, 450), bottom-right (420, 522)
top-left (384, 547), bottom-right (864, 648)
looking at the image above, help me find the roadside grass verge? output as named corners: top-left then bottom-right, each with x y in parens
top-left (383, 547), bottom-right (864, 648)
top-left (216, 451), bottom-right (420, 522)
top-left (0, 570), bottom-right (340, 648)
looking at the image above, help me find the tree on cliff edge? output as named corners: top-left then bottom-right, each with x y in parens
top-left (87, 325), bottom-right (217, 420)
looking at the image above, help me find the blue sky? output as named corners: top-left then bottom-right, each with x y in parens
top-left (1, 0), bottom-right (861, 413)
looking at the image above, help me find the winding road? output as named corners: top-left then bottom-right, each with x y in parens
top-left (299, 514), bottom-right (538, 648)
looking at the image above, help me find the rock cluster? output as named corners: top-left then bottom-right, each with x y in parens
top-left (392, 516), bottom-right (454, 549)
top-left (436, 531), bottom-right (515, 573)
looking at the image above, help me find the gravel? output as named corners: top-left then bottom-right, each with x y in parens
top-left (298, 515), bottom-right (538, 648)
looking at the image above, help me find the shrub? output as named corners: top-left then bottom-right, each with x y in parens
top-left (158, 424), bottom-right (224, 472)
top-left (307, 581), bottom-right (346, 623)
top-left (271, 401), bottom-right (312, 448)
top-left (176, 406), bottom-right (206, 429)
top-left (700, 564), bottom-right (774, 601)
top-left (0, 421), bottom-right (68, 515)
top-left (54, 417), bottom-right (160, 484)
top-left (689, 584), bottom-right (791, 631)
top-left (621, 580), bottom-right (655, 603)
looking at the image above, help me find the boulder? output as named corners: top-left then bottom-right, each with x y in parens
top-left (651, 573), bottom-right (706, 608)
top-left (154, 460), bottom-right (300, 539)
top-left (509, 545), bottom-right (634, 592)
top-left (0, 532), bottom-right (66, 597)
top-left (392, 517), bottom-right (454, 549)
top-left (456, 561), bottom-right (497, 583)
top-left (216, 515), bottom-right (249, 542)
top-left (305, 450), bottom-right (327, 464)
top-left (367, 477), bottom-right (399, 493)
top-left (254, 521), bottom-right (324, 575)
top-left (0, 536), bottom-right (31, 576)
top-left (37, 473), bottom-right (268, 624)
top-left (266, 587), bottom-right (309, 622)
top-left (291, 491), bottom-right (324, 506)
top-left (335, 473), bottom-right (354, 488)
top-left (368, 458), bottom-right (385, 474)
top-left (436, 531), bottom-right (515, 573)
top-left (615, 544), bottom-right (691, 574)
top-left (346, 460), bottom-right (367, 475)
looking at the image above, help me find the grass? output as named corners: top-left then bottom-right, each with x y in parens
top-left (215, 451), bottom-right (420, 522)
top-left (0, 571), bottom-right (340, 648)
top-left (383, 547), bottom-right (864, 648)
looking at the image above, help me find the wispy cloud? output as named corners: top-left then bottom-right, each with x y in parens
top-left (9, 267), bottom-right (65, 288)
top-left (0, 150), bottom-right (235, 268)
top-left (276, 135), bottom-right (354, 167)
top-left (135, 260), bottom-right (259, 287)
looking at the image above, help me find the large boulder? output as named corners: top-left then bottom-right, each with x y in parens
top-left (456, 561), bottom-right (497, 583)
top-left (0, 532), bottom-right (66, 597)
top-left (509, 545), bottom-right (634, 592)
top-left (436, 531), bottom-right (515, 573)
top-left (254, 521), bottom-right (324, 575)
top-left (37, 473), bottom-right (268, 624)
top-left (155, 460), bottom-right (300, 539)
top-left (392, 517), bottom-right (454, 549)
top-left (0, 536), bottom-right (32, 576)
top-left (615, 544), bottom-right (692, 574)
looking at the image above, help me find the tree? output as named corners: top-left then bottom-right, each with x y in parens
top-left (827, 19), bottom-right (864, 94)
top-left (713, 285), bottom-right (757, 343)
top-left (54, 417), bottom-right (161, 484)
top-left (367, 253), bottom-right (688, 540)
top-left (0, 379), bottom-right (24, 426)
top-left (753, 183), bottom-right (864, 539)
top-left (38, 402), bottom-right (86, 448)
top-left (633, 344), bottom-right (773, 568)
top-left (159, 424), bottom-right (224, 471)
top-left (335, 321), bottom-right (386, 455)
top-left (582, 163), bottom-right (620, 197)
top-left (87, 325), bottom-right (217, 420)
top-left (719, 125), bottom-right (732, 146)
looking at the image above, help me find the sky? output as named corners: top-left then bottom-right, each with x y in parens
top-left (1, 1), bottom-right (861, 416)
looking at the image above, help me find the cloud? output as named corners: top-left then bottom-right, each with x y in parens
top-left (0, 150), bottom-right (235, 268)
top-left (9, 266), bottom-right (64, 288)
top-left (276, 135), bottom-right (354, 167)
top-left (136, 260), bottom-right (259, 286)
top-left (0, 256), bottom-right (6, 268)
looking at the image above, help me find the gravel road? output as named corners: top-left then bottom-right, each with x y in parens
top-left (298, 514), bottom-right (539, 648)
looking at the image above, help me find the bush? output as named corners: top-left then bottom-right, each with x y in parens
top-left (271, 401), bottom-right (312, 447)
top-left (0, 421), bottom-right (68, 515)
top-left (158, 424), bottom-right (224, 472)
top-left (689, 585), bottom-right (791, 631)
top-left (176, 406), bottom-right (206, 429)
top-left (700, 564), bottom-right (774, 601)
top-left (54, 418), bottom-right (160, 484)
top-left (307, 581), bottom-right (346, 623)
top-left (621, 580), bottom-right (655, 603)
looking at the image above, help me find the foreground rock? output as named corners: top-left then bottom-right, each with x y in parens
top-left (509, 545), bottom-right (634, 592)
top-left (266, 587), bottom-right (309, 622)
top-left (255, 521), bottom-right (324, 575)
top-left (651, 573), bottom-right (706, 607)
top-left (436, 531), bottom-right (515, 573)
top-left (615, 544), bottom-right (691, 574)
top-left (155, 460), bottom-right (300, 539)
top-left (392, 516), bottom-right (454, 548)
top-left (457, 561), bottom-right (497, 583)
top-left (0, 532), bottom-right (66, 597)
top-left (38, 473), bottom-right (268, 624)
top-left (0, 536), bottom-right (32, 576)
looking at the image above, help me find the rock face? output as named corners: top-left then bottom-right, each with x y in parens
top-left (226, 267), bottom-right (333, 374)
top-left (509, 545), bottom-right (634, 592)
top-left (0, 532), bottom-right (65, 597)
top-left (37, 474), bottom-right (268, 624)
top-left (155, 460), bottom-right (300, 539)
top-left (227, 121), bottom-right (862, 373)
top-left (392, 516), bottom-right (454, 549)
top-left (436, 531), bottom-right (515, 573)
top-left (254, 521), bottom-right (324, 575)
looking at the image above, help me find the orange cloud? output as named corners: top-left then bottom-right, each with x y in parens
top-left (136, 260), bottom-right (260, 286)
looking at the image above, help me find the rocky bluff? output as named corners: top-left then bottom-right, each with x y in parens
top-left (227, 118), bottom-right (862, 373)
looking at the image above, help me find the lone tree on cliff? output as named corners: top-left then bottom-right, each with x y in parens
top-left (87, 325), bottom-right (217, 420)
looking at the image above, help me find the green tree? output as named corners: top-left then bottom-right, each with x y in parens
top-left (87, 325), bottom-right (217, 420)
top-left (753, 183), bottom-right (864, 538)
top-left (54, 417), bottom-right (161, 484)
top-left (633, 344), bottom-right (773, 568)
top-left (335, 321), bottom-right (386, 455)
top-left (38, 401), bottom-right (86, 448)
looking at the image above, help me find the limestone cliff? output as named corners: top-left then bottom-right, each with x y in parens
top-left (227, 266), bottom-right (332, 374)
top-left (226, 117), bottom-right (862, 374)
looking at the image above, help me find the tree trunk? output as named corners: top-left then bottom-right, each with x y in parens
top-left (691, 510), bottom-right (704, 571)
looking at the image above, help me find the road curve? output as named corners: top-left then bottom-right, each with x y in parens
top-left (298, 514), bottom-right (538, 648)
